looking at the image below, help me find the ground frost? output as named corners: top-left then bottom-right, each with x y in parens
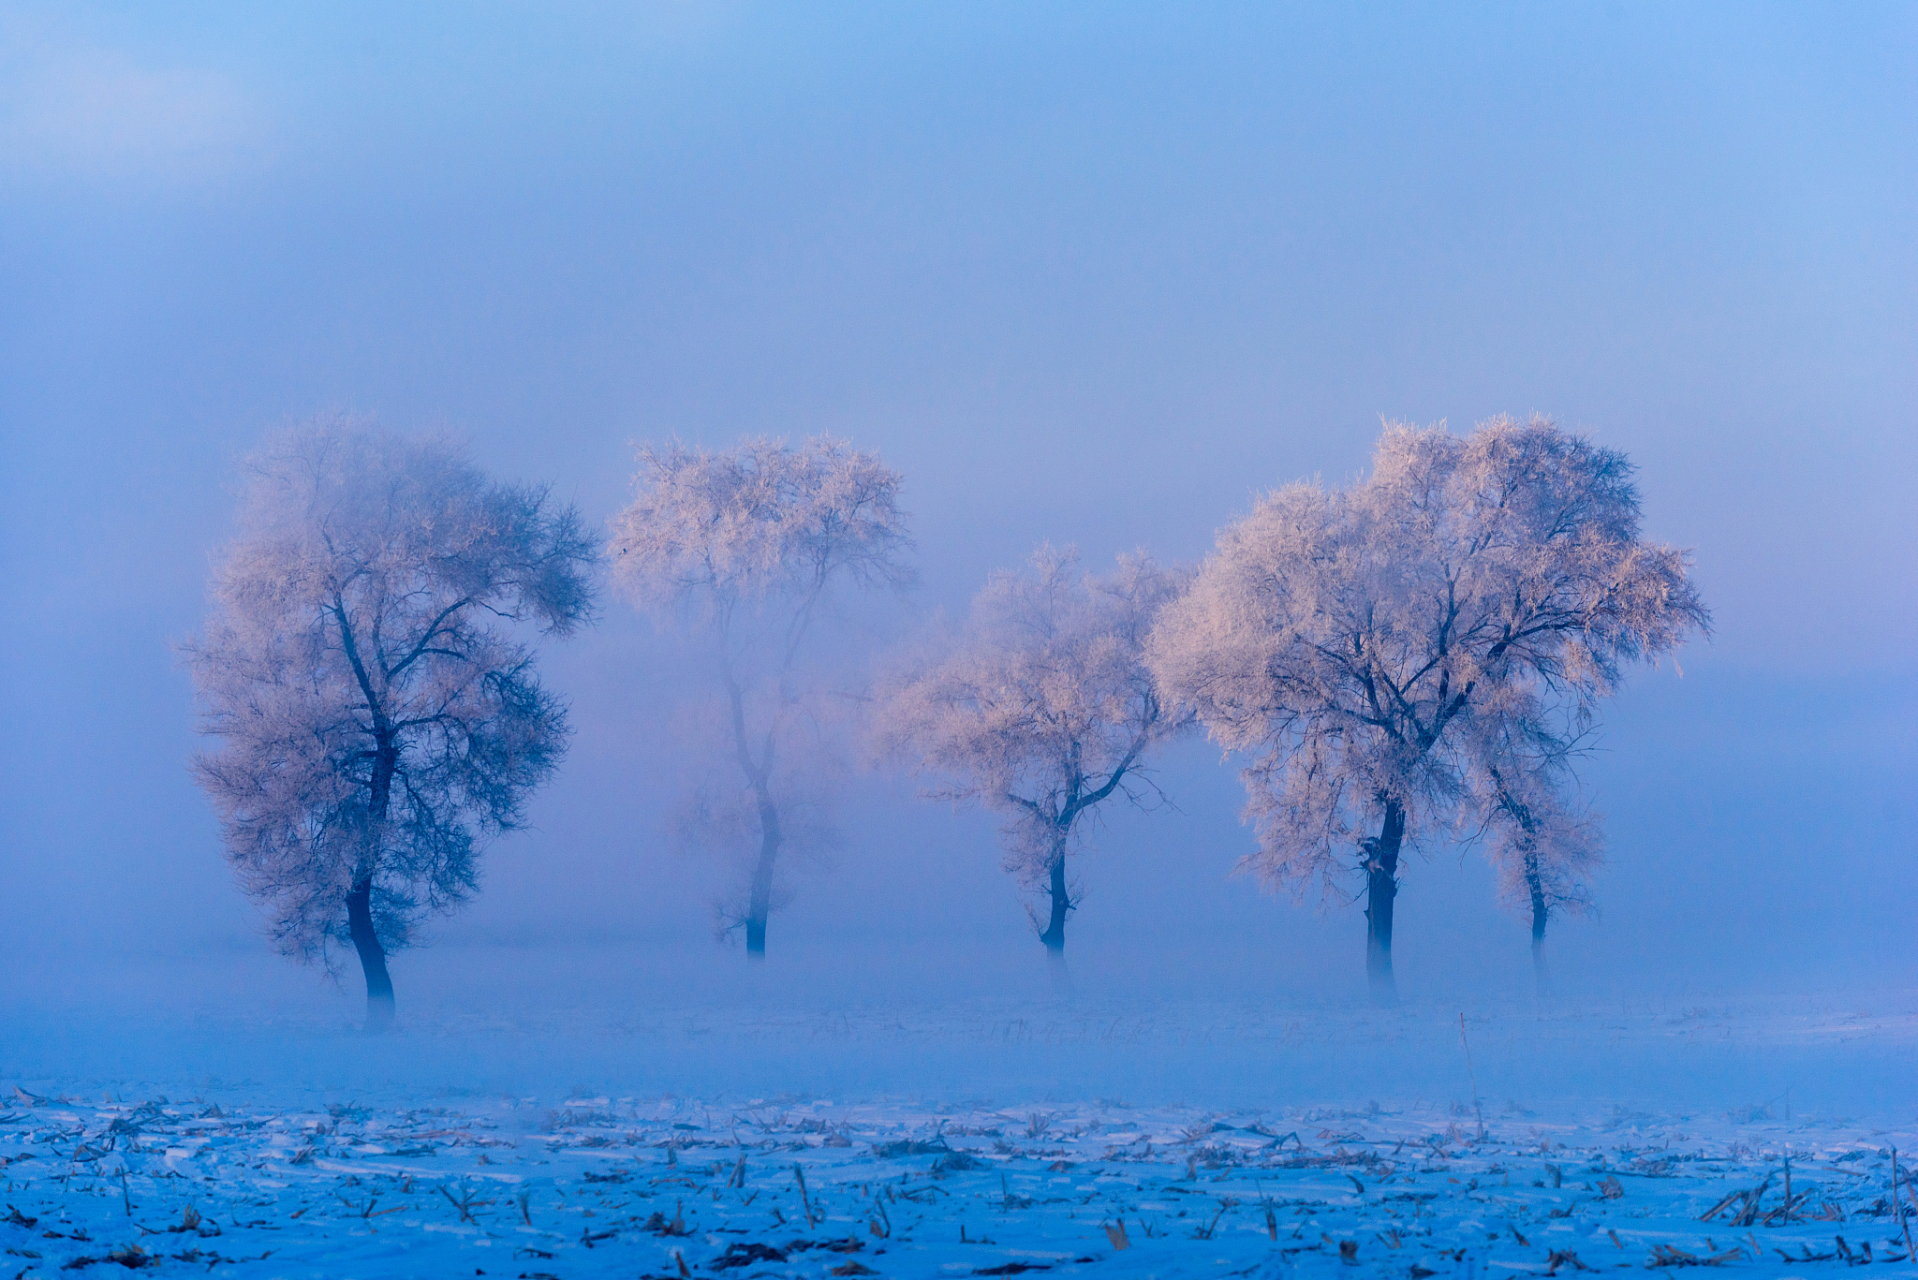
top-left (3, 1087), bottom-right (1914, 1278)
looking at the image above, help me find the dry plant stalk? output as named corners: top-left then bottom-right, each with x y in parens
top-left (795, 1163), bottom-right (817, 1228)
top-left (1895, 1148), bottom-right (1914, 1263)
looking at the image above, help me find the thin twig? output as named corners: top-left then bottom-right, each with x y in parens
top-left (1895, 1148), bottom-right (1914, 1264)
top-left (795, 1163), bottom-right (817, 1228)
top-left (1459, 1014), bottom-right (1486, 1141)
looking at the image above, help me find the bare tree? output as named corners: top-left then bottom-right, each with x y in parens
top-left (1147, 416), bottom-right (1708, 1002)
top-left (608, 436), bottom-right (911, 958)
top-left (877, 546), bottom-right (1193, 969)
top-left (184, 419), bottom-right (595, 1028)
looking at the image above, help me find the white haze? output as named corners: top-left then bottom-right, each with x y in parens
top-left (0, 4), bottom-right (1912, 1087)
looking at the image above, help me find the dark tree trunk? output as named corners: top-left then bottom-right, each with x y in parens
top-left (1037, 847), bottom-right (1070, 954)
top-left (723, 669), bottom-right (783, 961)
top-left (351, 742), bottom-right (400, 1030)
top-left (1363, 800), bottom-right (1406, 1005)
top-left (1526, 854), bottom-right (1551, 998)
top-left (346, 877), bottom-right (395, 1029)
top-left (744, 785), bottom-right (781, 960)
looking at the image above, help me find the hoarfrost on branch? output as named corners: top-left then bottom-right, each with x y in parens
top-left (1146, 415), bottom-right (1709, 997)
top-left (878, 546), bottom-right (1193, 957)
top-left (184, 418), bottom-right (595, 1022)
top-left (608, 435), bottom-right (912, 956)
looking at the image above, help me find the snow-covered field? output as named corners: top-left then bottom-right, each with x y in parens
top-left (4, 996), bottom-right (1914, 1279)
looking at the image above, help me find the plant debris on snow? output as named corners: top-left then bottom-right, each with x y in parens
top-left (2, 1079), bottom-right (1915, 1278)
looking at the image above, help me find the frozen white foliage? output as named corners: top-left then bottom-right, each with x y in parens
top-left (609, 436), bottom-right (911, 955)
top-left (877, 547), bottom-right (1194, 954)
top-left (1147, 416), bottom-right (1709, 995)
top-left (184, 420), bottom-right (595, 1020)
top-left (1460, 697), bottom-right (1604, 973)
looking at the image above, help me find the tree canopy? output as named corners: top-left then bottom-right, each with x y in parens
top-left (1147, 416), bottom-right (1709, 996)
top-left (186, 420), bottom-right (595, 1017)
top-left (608, 435), bottom-right (912, 954)
top-left (878, 546), bottom-right (1193, 955)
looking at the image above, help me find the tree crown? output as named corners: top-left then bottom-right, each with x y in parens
top-left (608, 436), bottom-right (912, 649)
top-left (186, 419), bottom-right (596, 963)
top-left (879, 545), bottom-right (1194, 884)
top-left (1147, 415), bottom-right (1709, 899)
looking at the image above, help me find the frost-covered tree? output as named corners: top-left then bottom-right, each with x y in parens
top-left (877, 547), bottom-right (1193, 963)
top-left (1147, 416), bottom-right (1708, 1002)
top-left (1456, 695), bottom-right (1601, 994)
top-left (609, 436), bottom-right (911, 958)
top-left (185, 420), bottom-right (595, 1027)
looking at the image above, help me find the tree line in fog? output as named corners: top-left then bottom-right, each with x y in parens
top-left (184, 416), bottom-right (1708, 1026)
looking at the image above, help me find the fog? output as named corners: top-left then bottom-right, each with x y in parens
top-left (2, 3), bottom-right (1913, 1057)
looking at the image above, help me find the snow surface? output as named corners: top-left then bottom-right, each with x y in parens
top-left (3, 996), bottom-right (1914, 1279)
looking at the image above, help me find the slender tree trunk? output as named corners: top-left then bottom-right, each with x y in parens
top-left (346, 877), bottom-right (395, 1029)
top-left (744, 784), bottom-right (781, 959)
top-left (351, 742), bottom-right (400, 1030)
top-left (723, 667), bottom-right (784, 961)
top-left (1037, 845), bottom-right (1070, 955)
top-left (1526, 854), bottom-right (1552, 998)
top-left (1363, 800), bottom-right (1406, 1006)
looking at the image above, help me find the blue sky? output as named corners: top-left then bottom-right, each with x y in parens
top-left (1, 3), bottom-right (1912, 1012)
